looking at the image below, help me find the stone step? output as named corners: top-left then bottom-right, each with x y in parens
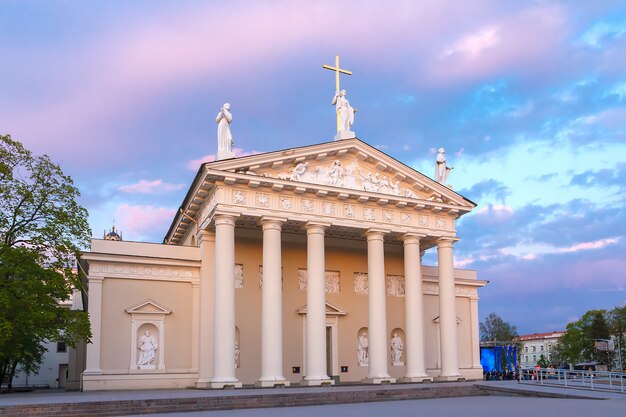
top-left (0, 384), bottom-right (485, 417)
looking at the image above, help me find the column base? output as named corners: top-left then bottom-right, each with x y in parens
top-left (194, 379), bottom-right (212, 389)
top-left (209, 380), bottom-right (243, 389)
top-left (435, 375), bottom-right (465, 382)
top-left (362, 377), bottom-right (396, 385)
top-left (399, 375), bottom-right (433, 383)
top-left (256, 379), bottom-right (290, 388)
top-left (301, 378), bottom-right (335, 386)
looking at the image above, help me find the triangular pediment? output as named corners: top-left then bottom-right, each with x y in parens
top-left (166, 138), bottom-right (476, 244)
top-left (125, 299), bottom-right (172, 315)
top-left (296, 301), bottom-right (347, 316)
top-left (204, 139), bottom-right (473, 207)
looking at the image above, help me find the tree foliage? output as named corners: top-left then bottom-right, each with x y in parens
top-left (480, 312), bottom-right (518, 343)
top-left (607, 303), bottom-right (626, 371)
top-left (555, 309), bottom-right (609, 366)
top-left (0, 134), bottom-right (91, 390)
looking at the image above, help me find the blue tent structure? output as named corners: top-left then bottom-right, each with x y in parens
top-left (480, 345), bottom-right (517, 373)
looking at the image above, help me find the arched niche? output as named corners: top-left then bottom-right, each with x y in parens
top-left (357, 327), bottom-right (369, 367)
top-left (125, 299), bottom-right (172, 372)
top-left (235, 326), bottom-right (241, 369)
top-left (390, 328), bottom-right (405, 366)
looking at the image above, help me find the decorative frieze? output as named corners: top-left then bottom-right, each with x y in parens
top-left (301, 199), bottom-right (314, 213)
top-left (419, 215), bottom-right (429, 227)
top-left (298, 269), bottom-right (340, 293)
top-left (354, 272), bottom-right (368, 295)
top-left (386, 275), bottom-right (405, 297)
top-left (235, 264), bottom-right (244, 288)
top-left (363, 207), bottom-right (375, 221)
top-left (280, 197), bottom-right (292, 210)
top-left (233, 190), bottom-right (247, 205)
top-left (344, 204), bottom-right (355, 218)
top-left (323, 202), bottom-right (336, 216)
top-left (256, 193), bottom-right (269, 208)
top-left (95, 263), bottom-right (196, 281)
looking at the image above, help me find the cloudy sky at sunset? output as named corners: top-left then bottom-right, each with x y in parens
top-left (2, 0), bottom-right (625, 334)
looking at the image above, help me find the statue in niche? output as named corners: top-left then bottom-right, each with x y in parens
top-left (358, 333), bottom-right (369, 366)
top-left (332, 90), bottom-right (356, 133)
top-left (435, 148), bottom-right (453, 184)
top-left (391, 333), bottom-right (404, 365)
top-left (234, 342), bottom-right (240, 368)
top-left (216, 103), bottom-right (234, 159)
top-left (137, 330), bottom-right (158, 368)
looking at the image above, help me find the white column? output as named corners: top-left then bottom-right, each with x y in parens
top-left (84, 276), bottom-right (103, 374)
top-left (257, 217), bottom-right (289, 387)
top-left (191, 282), bottom-right (199, 372)
top-left (437, 238), bottom-right (461, 380)
top-left (210, 214), bottom-right (242, 388)
top-left (364, 230), bottom-right (395, 384)
top-left (302, 223), bottom-right (333, 385)
top-left (470, 298), bottom-right (482, 369)
top-left (400, 235), bottom-right (432, 382)
top-left (196, 230), bottom-right (215, 388)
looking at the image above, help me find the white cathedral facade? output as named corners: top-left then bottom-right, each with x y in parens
top-left (81, 137), bottom-right (486, 390)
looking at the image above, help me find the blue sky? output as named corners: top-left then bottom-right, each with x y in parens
top-left (1, 0), bottom-right (625, 334)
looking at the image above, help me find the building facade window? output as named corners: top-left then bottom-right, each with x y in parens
top-left (532, 346), bottom-right (536, 352)
top-left (57, 341), bottom-right (67, 353)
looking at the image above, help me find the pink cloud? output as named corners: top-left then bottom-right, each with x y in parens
top-left (118, 179), bottom-right (185, 194)
top-left (428, 4), bottom-right (569, 84)
top-left (475, 204), bottom-right (514, 223)
top-left (556, 237), bottom-right (620, 254)
top-left (114, 204), bottom-right (175, 241)
top-left (440, 26), bottom-right (500, 60)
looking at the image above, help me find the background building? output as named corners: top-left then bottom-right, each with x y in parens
top-left (517, 331), bottom-right (564, 367)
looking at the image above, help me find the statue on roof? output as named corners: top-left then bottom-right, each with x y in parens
top-left (435, 148), bottom-right (453, 185)
top-left (332, 90), bottom-right (357, 140)
top-left (216, 103), bottom-right (235, 160)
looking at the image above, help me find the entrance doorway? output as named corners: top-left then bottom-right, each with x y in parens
top-left (58, 364), bottom-right (68, 388)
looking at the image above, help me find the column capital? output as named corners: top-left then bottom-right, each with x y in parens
top-left (260, 216), bottom-right (287, 231)
top-left (365, 228), bottom-right (387, 241)
top-left (214, 212), bottom-right (239, 227)
top-left (437, 237), bottom-right (459, 249)
top-left (305, 221), bottom-right (330, 235)
top-left (402, 233), bottom-right (426, 245)
top-left (198, 229), bottom-right (215, 245)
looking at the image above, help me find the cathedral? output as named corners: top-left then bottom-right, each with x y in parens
top-left (80, 68), bottom-right (486, 389)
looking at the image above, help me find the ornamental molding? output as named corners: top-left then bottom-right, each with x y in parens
top-left (89, 261), bottom-right (198, 282)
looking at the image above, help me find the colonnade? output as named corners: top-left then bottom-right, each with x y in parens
top-left (195, 213), bottom-right (460, 388)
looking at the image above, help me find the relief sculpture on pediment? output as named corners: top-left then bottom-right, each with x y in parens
top-left (270, 159), bottom-right (422, 199)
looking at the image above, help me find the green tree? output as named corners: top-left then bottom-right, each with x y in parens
top-left (537, 354), bottom-right (549, 368)
top-left (554, 309), bottom-right (608, 367)
top-left (480, 312), bottom-right (518, 343)
top-left (607, 303), bottom-right (626, 371)
top-left (0, 134), bottom-right (91, 390)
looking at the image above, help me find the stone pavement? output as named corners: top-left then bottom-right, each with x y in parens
top-left (0, 381), bottom-right (623, 417)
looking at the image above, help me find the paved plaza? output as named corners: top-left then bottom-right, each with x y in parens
top-left (1, 381), bottom-right (625, 417)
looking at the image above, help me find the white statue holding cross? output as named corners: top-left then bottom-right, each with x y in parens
top-left (323, 55), bottom-right (357, 141)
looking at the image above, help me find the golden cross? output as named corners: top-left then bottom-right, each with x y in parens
top-left (323, 54), bottom-right (352, 132)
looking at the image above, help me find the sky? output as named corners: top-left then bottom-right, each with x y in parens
top-left (1, 0), bottom-right (625, 335)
